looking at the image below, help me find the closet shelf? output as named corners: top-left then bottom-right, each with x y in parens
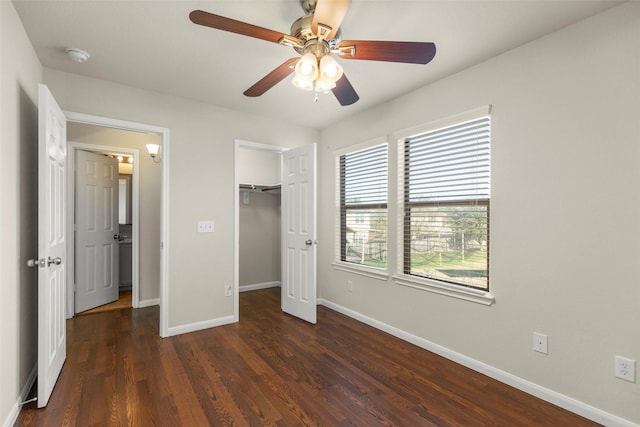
top-left (239, 184), bottom-right (281, 194)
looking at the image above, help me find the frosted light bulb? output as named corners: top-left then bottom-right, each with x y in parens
top-left (300, 62), bottom-right (313, 76)
top-left (324, 64), bottom-right (338, 78)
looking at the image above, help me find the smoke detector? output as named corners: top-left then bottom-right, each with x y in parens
top-left (65, 47), bottom-right (90, 63)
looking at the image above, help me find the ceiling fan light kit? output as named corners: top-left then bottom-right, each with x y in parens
top-left (290, 48), bottom-right (344, 93)
top-left (189, 0), bottom-right (436, 106)
top-left (295, 53), bottom-right (319, 80)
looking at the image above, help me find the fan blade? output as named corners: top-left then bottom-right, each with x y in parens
top-left (312, 0), bottom-right (350, 40)
top-left (337, 40), bottom-right (436, 64)
top-left (244, 58), bottom-right (299, 97)
top-left (189, 10), bottom-right (288, 44)
top-left (331, 74), bottom-right (359, 106)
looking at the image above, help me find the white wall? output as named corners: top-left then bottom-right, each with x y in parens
top-left (239, 191), bottom-right (281, 287)
top-left (318, 2), bottom-right (639, 424)
top-left (44, 68), bottom-right (320, 329)
top-left (0, 1), bottom-right (43, 424)
top-left (238, 148), bottom-right (281, 186)
top-left (67, 123), bottom-right (162, 302)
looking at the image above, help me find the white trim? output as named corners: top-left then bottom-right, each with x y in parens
top-left (165, 315), bottom-right (236, 337)
top-left (138, 298), bottom-right (160, 308)
top-left (317, 298), bottom-right (638, 427)
top-left (333, 135), bottom-right (387, 157)
top-left (391, 104), bottom-right (492, 142)
top-left (65, 111), bottom-right (168, 135)
top-left (235, 139), bottom-right (288, 153)
top-left (233, 139), bottom-right (288, 324)
top-left (331, 262), bottom-right (389, 281)
top-left (66, 142), bottom-right (141, 317)
top-left (160, 127), bottom-right (170, 338)
top-left (393, 274), bottom-right (495, 306)
top-left (2, 365), bottom-right (37, 427)
top-left (64, 111), bottom-right (170, 338)
top-left (239, 281), bottom-right (281, 292)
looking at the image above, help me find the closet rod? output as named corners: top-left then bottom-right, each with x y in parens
top-left (239, 184), bottom-right (281, 192)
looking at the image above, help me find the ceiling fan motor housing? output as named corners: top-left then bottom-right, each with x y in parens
top-left (290, 15), bottom-right (341, 55)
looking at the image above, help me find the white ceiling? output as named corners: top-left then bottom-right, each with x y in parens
top-left (13, 0), bottom-right (622, 129)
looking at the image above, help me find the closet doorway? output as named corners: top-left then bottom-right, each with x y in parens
top-left (234, 139), bottom-right (318, 323)
top-left (234, 140), bottom-right (286, 317)
top-left (236, 141), bottom-right (284, 289)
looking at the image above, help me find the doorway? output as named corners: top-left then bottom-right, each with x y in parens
top-left (67, 138), bottom-right (141, 315)
top-left (233, 140), bottom-right (318, 324)
top-left (234, 140), bottom-right (287, 320)
top-left (64, 112), bottom-right (170, 337)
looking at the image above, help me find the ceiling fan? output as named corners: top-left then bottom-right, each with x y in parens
top-left (189, 0), bottom-right (436, 106)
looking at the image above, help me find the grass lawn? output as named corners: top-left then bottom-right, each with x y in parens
top-left (344, 249), bottom-right (488, 289)
top-left (411, 250), bottom-right (487, 281)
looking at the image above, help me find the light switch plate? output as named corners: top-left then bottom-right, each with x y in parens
top-left (197, 220), bottom-right (214, 233)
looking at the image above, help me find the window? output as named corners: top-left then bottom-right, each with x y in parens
top-left (402, 115), bottom-right (490, 290)
top-left (338, 143), bottom-right (388, 268)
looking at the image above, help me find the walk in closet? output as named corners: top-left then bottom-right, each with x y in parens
top-left (238, 147), bottom-right (282, 291)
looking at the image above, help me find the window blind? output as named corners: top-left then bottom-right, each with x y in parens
top-left (339, 144), bottom-right (388, 267)
top-left (403, 116), bottom-right (490, 290)
top-left (342, 144), bottom-right (388, 206)
top-left (405, 116), bottom-right (490, 203)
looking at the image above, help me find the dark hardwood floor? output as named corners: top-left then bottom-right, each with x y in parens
top-left (16, 287), bottom-right (600, 426)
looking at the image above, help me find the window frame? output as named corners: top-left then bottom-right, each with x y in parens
top-left (393, 106), bottom-right (494, 305)
top-left (333, 138), bottom-right (390, 280)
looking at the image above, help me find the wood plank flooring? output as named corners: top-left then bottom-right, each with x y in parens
top-left (76, 291), bottom-right (132, 316)
top-left (16, 287), bottom-right (600, 426)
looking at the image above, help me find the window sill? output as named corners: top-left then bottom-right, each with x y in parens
top-left (331, 262), bottom-right (389, 281)
top-left (393, 274), bottom-right (495, 306)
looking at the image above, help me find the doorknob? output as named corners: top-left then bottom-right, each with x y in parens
top-left (113, 234), bottom-right (121, 240)
top-left (47, 257), bottom-right (62, 266)
top-left (305, 239), bottom-right (317, 246)
top-left (27, 258), bottom-right (45, 268)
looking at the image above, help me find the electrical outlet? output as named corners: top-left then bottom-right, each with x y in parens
top-left (615, 356), bottom-right (636, 382)
top-left (533, 332), bottom-right (548, 354)
top-left (347, 280), bottom-right (353, 292)
top-left (224, 285), bottom-right (232, 297)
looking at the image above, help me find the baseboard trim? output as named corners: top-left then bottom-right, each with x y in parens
top-left (138, 298), bottom-right (160, 308)
top-left (3, 364), bottom-right (37, 427)
top-left (239, 281), bottom-right (281, 292)
top-left (165, 315), bottom-right (236, 337)
top-left (318, 298), bottom-right (638, 427)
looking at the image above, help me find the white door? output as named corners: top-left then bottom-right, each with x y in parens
top-left (281, 144), bottom-right (317, 323)
top-left (75, 150), bottom-right (119, 313)
top-left (37, 84), bottom-right (67, 407)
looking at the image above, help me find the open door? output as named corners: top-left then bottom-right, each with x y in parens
top-left (281, 144), bottom-right (317, 323)
top-left (36, 84), bottom-right (67, 407)
top-left (74, 150), bottom-right (119, 313)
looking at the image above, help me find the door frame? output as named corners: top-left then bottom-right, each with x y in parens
top-left (233, 139), bottom-right (288, 321)
top-left (66, 142), bottom-right (140, 315)
top-left (65, 111), bottom-right (170, 337)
